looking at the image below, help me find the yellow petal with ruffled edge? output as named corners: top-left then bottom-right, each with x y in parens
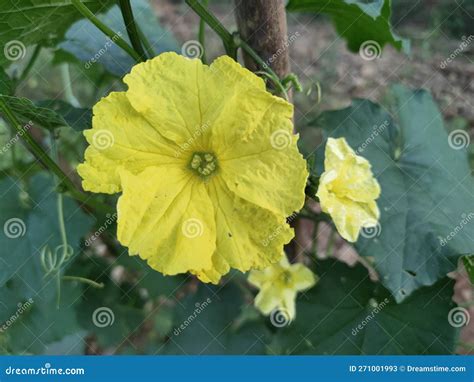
top-left (317, 137), bottom-right (381, 242)
top-left (79, 52), bottom-right (308, 282)
top-left (248, 256), bottom-right (317, 320)
top-left (77, 92), bottom-right (181, 194)
top-left (117, 166), bottom-right (216, 276)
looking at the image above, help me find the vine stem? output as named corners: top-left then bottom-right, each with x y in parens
top-left (18, 44), bottom-right (42, 83)
top-left (184, 0), bottom-right (288, 98)
top-left (119, 0), bottom-right (148, 61)
top-left (0, 98), bottom-right (113, 214)
top-left (62, 275), bottom-right (104, 289)
top-left (185, 0), bottom-right (235, 56)
top-left (71, 0), bottom-right (143, 63)
top-left (198, 0), bottom-right (209, 64)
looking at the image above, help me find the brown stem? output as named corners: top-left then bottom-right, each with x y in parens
top-left (234, 0), bottom-right (308, 261)
top-left (234, 0), bottom-right (290, 79)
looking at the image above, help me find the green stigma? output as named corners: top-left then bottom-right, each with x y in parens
top-left (189, 152), bottom-right (218, 178)
top-left (280, 270), bottom-right (293, 285)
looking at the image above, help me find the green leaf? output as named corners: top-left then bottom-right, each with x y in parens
top-left (59, 0), bottom-right (179, 77)
top-left (160, 283), bottom-right (272, 354)
top-left (462, 255), bottom-right (474, 285)
top-left (270, 260), bottom-right (458, 355)
top-left (0, 279), bottom-right (83, 354)
top-left (0, 66), bottom-right (12, 95)
top-left (36, 100), bottom-right (92, 132)
top-left (287, 0), bottom-right (409, 54)
top-left (0, 0), bottom-right (113, 66)
top-left (0, 95), bottom-right (66, 130)
top-left (0, 172), bottom-right (94, 290)
top-left (311, 85), bottom-right (474, 301)
top-left (117, 253), bottom-right (187, 298)
top-left (68, 255), bottom-right (147, 348)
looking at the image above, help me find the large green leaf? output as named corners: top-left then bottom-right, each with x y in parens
top-left (60, 0), bottom-right (179, 77)
top-left (0, 279), bottom-right (82, 354)
top-left (0, 173), bottom-right (93, 354)
top-left (69, 254), bottom-right (147, 349)
top-left (310, 85), bottom-right (474, 301)
top-left (287, 0), bottom-right (409, 54)
top-left (0, 1), bottom-right (113, 66)
top-left (270, 260), bottom-right (458, 355)
top-left (0, 172), bottom-right (94, 291)
top-left (1, 95), bottom-right (66, 130)
top-left (36, 100), bottom-right (92, 132)
top-left (160, 283), bottom-right (272, 355)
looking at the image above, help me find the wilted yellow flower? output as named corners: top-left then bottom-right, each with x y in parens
top-left (78, 52), bottom-right (308, 283)
top-left (248, 255), bottom-right (316, 320)
top-left (317, 137), bottom-right (381, 242)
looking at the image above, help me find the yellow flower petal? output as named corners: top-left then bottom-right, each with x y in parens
top-left (77, 92), bottom-right (181, 194)
top-left (317, 137), bottom-right (381, 242)
top-left (117, 166), bottom-right (216, 276)
top-left (249, 255), bottom-right (316, 319)
top-left (204, 178), bottom-right (290, 277)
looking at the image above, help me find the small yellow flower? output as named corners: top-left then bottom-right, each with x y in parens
top-left (78, 52), bottom-right (308, 283)
top-left (317, 137), bottom-right (381, 242)
top-left (248, 256), bottom-right (317, 320)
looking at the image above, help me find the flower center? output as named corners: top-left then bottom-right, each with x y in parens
top-left (189, 152), bottom-right (218, 178)
top-left (279, 270), bottom-right (293, 286)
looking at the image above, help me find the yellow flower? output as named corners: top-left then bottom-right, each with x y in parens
top-left (248, 255), bottom-right (317, 320)
top-left (317, 137), bottom-right (381, 242)
top-left (78, 52), bottom-right (308, 283)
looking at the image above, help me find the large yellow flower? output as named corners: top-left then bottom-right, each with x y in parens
top-left (248, 255), bottom-right (316, 320)
top-left (317, 137), bottom-right (381, 242)
top-left (78, 52), bottom-right (308, 283)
